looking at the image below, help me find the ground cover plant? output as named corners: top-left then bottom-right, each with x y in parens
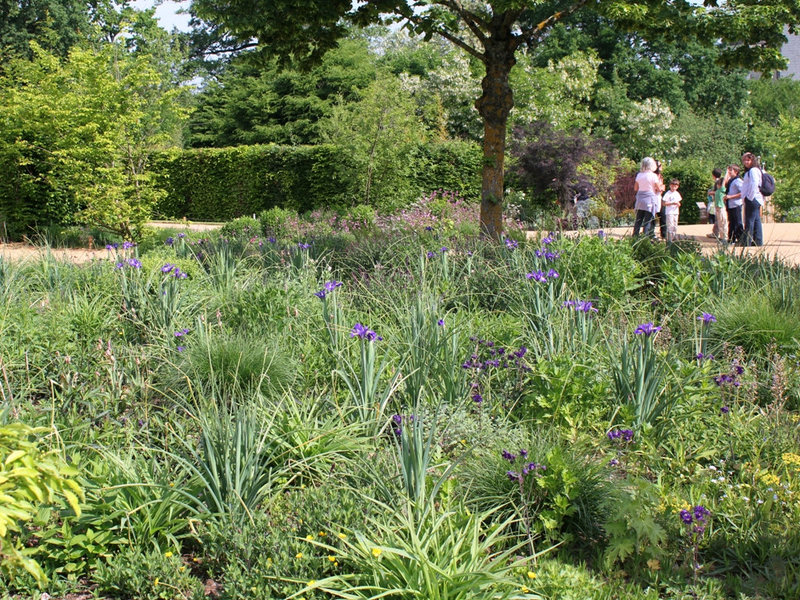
top-left (0, 199), bottom-right (799, 600)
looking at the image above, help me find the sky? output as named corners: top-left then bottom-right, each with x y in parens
top-left (130, 0), bottom-right (192, 32)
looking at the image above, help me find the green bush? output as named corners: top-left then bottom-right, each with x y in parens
top-left (0, 423), bottom-right (84, 583)
top-left (219, 216), bottom-right (261, 239)
top-left (258, 206), bottom-right (298, 238)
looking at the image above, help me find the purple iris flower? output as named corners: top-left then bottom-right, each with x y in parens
top-left (634, 322), bottom-right (661, 336)
top-left (698, 312), bottom-right (717, 324)
top-left (350, 323), bottom-right (382, 341)
top-left (526, 270), bottom-right (548, 283)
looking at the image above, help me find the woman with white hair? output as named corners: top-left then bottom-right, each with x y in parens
top-left (633, 157), bottom-right (664, 237)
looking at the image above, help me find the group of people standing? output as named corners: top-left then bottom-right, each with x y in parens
top-left (633, 153), bottom-right (766, 246)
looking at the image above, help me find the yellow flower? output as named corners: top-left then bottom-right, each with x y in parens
top-left (154, 578), bottom-right (160, 586)
top-left (328, 555), bottom-right (337, 562)
top-left (306, 534), bottom-right (314, 541)
top-left (179, 566), bottom-right (185, 572)
top-left (760, 473), bottom-right (781, 486)
top-left (647, 558), bottom-right (661, 571)
top-left (521, 586), bottom-right (529, 593)
top-left (527, 571), bottom-right (536, 579)
top-left (337, 533), bottom-right (347, 539)
top-left (307, 580), bottom-right (316, 586)
top-left (372, 547), bottom-right (383, 557)
top-left (318, 531), bottom-right (326, 537)
top-left (267, 557), bottom-right (272, 564)
top-left (783, 452), bottom-right (800, 467)
top-left (164, 551), bottom-right (173, 558)
top-left (296, 552), bottom-right (303, 559)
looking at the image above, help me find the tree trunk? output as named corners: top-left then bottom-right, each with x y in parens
top-left (475, 28), bottom-right (516, 239)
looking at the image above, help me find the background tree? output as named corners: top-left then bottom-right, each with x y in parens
top-left (0, 0), bottom-right (90, 60)
top-left (510, 120), bottom-right (618, 217)
top-left (319, 75), bottom-right (427, 209)
top-left (188, 38), bottom-right (378, 147)
top-left (0, 42), bottom-right (187, 239)
top-left (189, 0), bottom-right (800, 237)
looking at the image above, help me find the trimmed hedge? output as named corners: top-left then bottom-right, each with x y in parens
top-left (152, 141), bottom-right (482, 221)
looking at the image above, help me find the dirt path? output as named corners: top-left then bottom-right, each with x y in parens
top-left (1, 222), bottom-right (798, 266)
top-left (595, 223), bottom-right (800, 267)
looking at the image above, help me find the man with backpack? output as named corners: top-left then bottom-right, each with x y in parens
top-left (740, 152), bottom-right (764, 247)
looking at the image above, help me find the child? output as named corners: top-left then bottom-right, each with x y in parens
top-left (713, 176), bottom-right (728, 241)
top-left (706, 168), bottom-right (722, 237)
top-left (662, 179), bottom-right (682, 242)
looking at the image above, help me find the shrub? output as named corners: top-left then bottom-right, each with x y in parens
top-left (258, 206), bottom-right (298, 238)
top-left (152, 141), bottom-right (482, 222)
top-left (219, 216), bottom-right (261, 239)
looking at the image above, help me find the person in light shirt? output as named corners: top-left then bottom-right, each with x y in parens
top-left (661, 179), bottom-right (682, 242)
top-left (633, 157), bottom-right (664, 237)
top-left (740, 152), bottom-right (763, 247)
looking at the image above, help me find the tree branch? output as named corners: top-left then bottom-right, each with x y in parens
top-left (439, 0), bottom-right (488, 44)
top-left (515, 0), bottom-right (591, 49)
top-left (405, 11), bottom-right (484, 62)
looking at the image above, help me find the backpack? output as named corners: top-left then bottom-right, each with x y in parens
top-left (760, 169), bottom-right (775, 196)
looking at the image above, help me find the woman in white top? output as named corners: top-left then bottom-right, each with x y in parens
top-left (740, 152), bottom-right (763, 247)
top-left (633, 157), bottom-right (664, 237)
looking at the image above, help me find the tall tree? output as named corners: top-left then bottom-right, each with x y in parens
top-left (189, 0), bottom-right (800, 237)
top-left (0, 0), bottom-right (90, 59)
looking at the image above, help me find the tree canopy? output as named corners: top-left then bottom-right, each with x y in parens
top-left (189, 0), bottom-right (800, 236)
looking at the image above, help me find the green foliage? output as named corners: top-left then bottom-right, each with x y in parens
top-left (258, 206), bottom-right (298, 238)
top-left (219, 216), bottom-right (261, 239)
top-left (463, 433), bottom-right (618, 554)
top-left (0, 43), bottom-right (187, 240)
top-left (187, 39), bottom-right (378, 147)
top-left (319, 75), bottom-right (428, 209)
top-left (197, 484), bottom-right (378, 600)
top-left (94, 546), bottom-right (204, 600)
top-left (710, 290), bottom-right (800, 355)
top-left (0, 422), bottom-right (84, 582)
top-left (152, 141), bottom-right (481, 220)
top-left (313, 502), bottom-right (529, 600)
top-left (0, 0), bottom-right (90, 59)
top-left (603, 478), bottom-right (666, 569)
top-left (773, 114), bottom-right (800, 219)
top-left (556, 235), bottom-right (640, 301)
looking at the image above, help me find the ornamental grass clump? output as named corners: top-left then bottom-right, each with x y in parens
top-left (298, 501), bottom-right (530, 600)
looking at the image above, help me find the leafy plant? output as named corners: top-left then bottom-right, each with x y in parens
top-left (307, 502), bottom-right (533, 600)
top-left (0, 423), bottom-right (84, 582)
